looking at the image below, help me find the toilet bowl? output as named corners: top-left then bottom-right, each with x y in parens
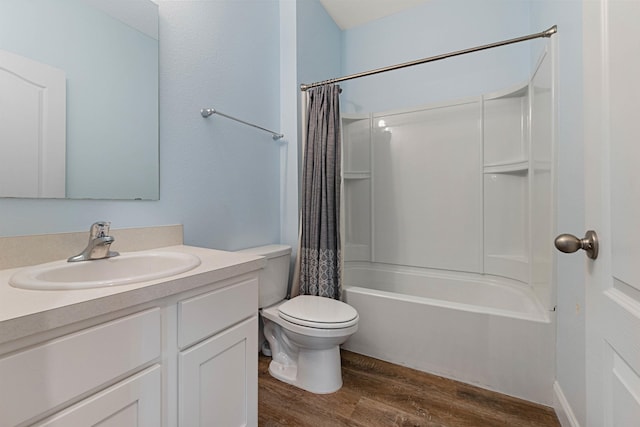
top-left (261, 295), bottom-right (358, 394)
top-left (237, 245), bottom-right (359, 394)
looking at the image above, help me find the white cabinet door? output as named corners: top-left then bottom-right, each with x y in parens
top-left (179, 316), bottom-right (258, 427)
top-left (0, 308), bottom-right (161, 427)
top-left (34, 365), bottom-right (161, 427)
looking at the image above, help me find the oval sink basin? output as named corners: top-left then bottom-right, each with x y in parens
top-left (9, 251), bottom-right (201, 290)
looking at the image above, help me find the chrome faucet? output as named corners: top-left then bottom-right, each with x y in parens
top-left (68, 221), bottom-right (120, 262)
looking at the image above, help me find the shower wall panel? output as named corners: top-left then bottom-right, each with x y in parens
top-left (530, 47), bottom-right (554, 309)
top-left (371, 101), bottom-right (483, 273)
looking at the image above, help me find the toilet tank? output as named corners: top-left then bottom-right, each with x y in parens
top-left (237, 244), bottom-right (291, 308)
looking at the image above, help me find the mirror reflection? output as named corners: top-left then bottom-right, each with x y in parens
top-left (0, 0), bottom-right (159, 200)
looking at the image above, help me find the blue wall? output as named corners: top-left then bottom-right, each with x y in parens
top-left (278, 0), bottom-right (341, 253)
top-left (531, 1), bottom-right (586, 425)
top-left (340, 0), bottom-right (531, 113)
top-left (296, 0), bottom-right (342, 87)
top-left (0, 0), bottom-right (282, 252)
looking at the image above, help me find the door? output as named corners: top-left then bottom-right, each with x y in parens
top-left (0, 49), bottom-right (66, 198)
top-left (583, 1), bottom-right (640, 425)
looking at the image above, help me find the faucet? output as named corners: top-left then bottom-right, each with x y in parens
top-left (68, 221), bottom-right (120, 262)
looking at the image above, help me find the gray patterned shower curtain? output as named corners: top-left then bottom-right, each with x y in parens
top-left (294, 84), bottom-right (342, 299)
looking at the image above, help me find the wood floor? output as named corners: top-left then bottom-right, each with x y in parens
top-left (258, 350), bottom-right (560, 427)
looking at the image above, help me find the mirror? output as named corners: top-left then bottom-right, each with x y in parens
top-left (0, 0), bottom-right (159, 200)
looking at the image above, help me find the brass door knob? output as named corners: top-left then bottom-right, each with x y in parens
top-left (554, 230), bottom-right (599, 260)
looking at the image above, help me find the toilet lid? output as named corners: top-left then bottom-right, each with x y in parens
top-left (278, 295), bottom-right (358, 329)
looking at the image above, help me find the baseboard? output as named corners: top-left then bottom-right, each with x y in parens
top-left (553, 381), bottom-right (581, 427)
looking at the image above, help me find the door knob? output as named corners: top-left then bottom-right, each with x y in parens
top-left (554, 230), bottom-right (599, 260)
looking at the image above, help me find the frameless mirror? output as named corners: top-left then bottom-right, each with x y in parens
top-left (0, 0), bottom-right (159, 200)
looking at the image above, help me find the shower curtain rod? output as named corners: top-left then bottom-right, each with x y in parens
top-left (201, 108), bottom-right (284, 140)
top-left (300, 25), bottom-right (557, 91)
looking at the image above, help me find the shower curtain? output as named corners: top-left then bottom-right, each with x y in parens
top-left (292, 84), bottom-right (342, 299)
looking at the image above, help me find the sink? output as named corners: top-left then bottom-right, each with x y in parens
top-left (9, 251), bottom-right (201, 290)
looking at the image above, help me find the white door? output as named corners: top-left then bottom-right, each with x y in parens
top-left (0, 49), bottom-right (66, 198)
top-left (583, 1), bottom-right (640, 425)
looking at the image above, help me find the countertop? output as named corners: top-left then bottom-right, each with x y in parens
top-left (0, 245), bottom-right (266, 345)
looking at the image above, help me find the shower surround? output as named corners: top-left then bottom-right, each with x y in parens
top-left (341, 44), bottom-right (556, 405)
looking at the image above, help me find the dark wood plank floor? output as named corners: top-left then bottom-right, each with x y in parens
top-left (259, 350), bottom-right (560, 427)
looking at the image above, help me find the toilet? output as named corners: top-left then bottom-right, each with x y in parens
top-left (238, 244), bottom-right (359, 394)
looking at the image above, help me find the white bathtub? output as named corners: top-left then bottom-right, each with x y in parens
top-left (342, 263), bottom-right (555, 405)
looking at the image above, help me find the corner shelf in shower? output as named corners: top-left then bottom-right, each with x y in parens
top-left (344, 172), bottom-right (371, 180)
top-left (483, 80), bottom-right (531, 285)
top-left (483, 160), bottom-right (529, 174)
top-left (342, 114), bottom-right (372, 263)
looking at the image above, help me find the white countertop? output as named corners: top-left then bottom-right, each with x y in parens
top-left (0, 245), bottom-right (266, 345)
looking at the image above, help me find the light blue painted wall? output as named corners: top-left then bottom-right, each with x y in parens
top-left (278, 0), bottom-right (342, 288)
top-left (278, 0), bottom-right (341, 253)
top-left (531, 1), bottom-right (586, 424)
top-left (340, 0), bottom-right (531, 113)
top-left (296, 0), bottom-right (342, 87)
top-left (0, 0), bottom-right (281, 252)
top-left (158, 0), bottom-right (281, 250)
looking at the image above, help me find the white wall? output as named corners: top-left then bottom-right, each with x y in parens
top-left (0, 0), bottom-right (282, 252)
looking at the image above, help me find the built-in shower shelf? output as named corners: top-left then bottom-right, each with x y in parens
top-left (483, 160), bottom-right (529, 174)
top-left (344, 172), bottom-right (371, 180)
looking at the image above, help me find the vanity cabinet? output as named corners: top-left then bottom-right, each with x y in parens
top-left (0, 270), bottom-right (260, 427)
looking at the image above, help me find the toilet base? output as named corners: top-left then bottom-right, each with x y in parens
top-left (268, 346), bottom-right (343, 394)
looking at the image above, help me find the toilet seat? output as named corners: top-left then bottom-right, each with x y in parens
top-left (278, 295), bottom-right (358, 329)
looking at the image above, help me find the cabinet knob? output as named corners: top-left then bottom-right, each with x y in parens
top-left (554, 230), bottom-right (599, 260)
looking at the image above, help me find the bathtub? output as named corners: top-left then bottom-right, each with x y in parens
top-left (341, 263), bottom-right (555, 405)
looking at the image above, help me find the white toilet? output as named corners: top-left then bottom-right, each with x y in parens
top-left (238, 244), bottom-right (359, 394)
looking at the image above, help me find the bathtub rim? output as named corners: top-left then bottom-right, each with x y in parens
top-left (343, 262), bottom-right (551, 323)
top-left (343, 285), bottom-right (550, 323)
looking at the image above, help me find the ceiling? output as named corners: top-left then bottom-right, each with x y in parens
top-left (319, 0), bottom-right (430, 30)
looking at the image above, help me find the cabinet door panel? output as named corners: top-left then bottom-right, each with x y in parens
top-left (179, 316), bottom-right (258, 427)
top-left (34, 365), bottom-right (161, 427)
top-left (0, 308), bottom-right (161, 427)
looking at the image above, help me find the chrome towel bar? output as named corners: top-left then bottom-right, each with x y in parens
top-left (201, 108), bottom-right (284, 140)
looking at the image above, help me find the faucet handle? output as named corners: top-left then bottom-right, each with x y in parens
top-left (90, 221), bottom-right (111, 238)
